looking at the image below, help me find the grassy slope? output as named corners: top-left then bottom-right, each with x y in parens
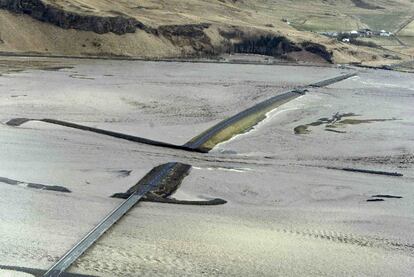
top-left (399, 20), bottom-right (414, 36)
top-left (0, 0), bottom-right (413, 65)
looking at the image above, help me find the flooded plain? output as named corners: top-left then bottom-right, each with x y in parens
top-left (0, 57), bottom-right (413, 276)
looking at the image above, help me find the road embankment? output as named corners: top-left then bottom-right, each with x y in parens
top-left (184, 73), bottom-right (356, 152)
top-left (5, 73), bottom-right (356, 153)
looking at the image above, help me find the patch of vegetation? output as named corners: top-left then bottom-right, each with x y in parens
top-left (195, 109), bottom-right (268, 151)
top-left (192, 93), bottom-right (299, 152)
top-left (294, 125), bottom-right (310, 134)
top-left (349, 39), bottom-right (381, 49)
top-left (294, 112), bottom-right (396, 135)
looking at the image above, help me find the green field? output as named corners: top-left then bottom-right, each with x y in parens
top-left (290, 11), bottom-right (411, 33)
top-left (291, 15), bottom-right (362, 32)
top-left (355, 13), bottom-right (410, 31)
top-left (359, 37), bottom-right (402, 47)
top-left (399, 20), bottom-right (414, 36)
top-left (398, 36), bottom-right (414, 47)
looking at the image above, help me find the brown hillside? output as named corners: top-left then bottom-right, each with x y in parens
top-left (0, 0), bottom-right (413, 67)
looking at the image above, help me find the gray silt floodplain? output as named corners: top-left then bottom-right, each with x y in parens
top-left (0, 57), bottom-right (414, 276)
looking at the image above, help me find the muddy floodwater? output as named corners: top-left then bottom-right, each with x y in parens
top-left (0, 57), bottom-right (414, 276)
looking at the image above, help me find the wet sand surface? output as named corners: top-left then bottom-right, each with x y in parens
top-left (0, 58), bottom-right (413, 276)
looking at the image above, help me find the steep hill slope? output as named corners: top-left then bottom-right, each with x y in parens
top-left (0, 0), bottom-right (413, 67)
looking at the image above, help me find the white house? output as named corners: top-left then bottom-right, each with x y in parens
top-left (380, 30), bottom-right (391, 37)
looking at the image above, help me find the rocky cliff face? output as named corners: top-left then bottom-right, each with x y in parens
top-left (0, 0), bottom-right (150, 34)
top-left (300, 42), bottom-right (333, 63)
top-left (219, 28), bottom-right (333, 62)
top-left (232, 35), bottom-right (302, 57)
top-left (158, 23), bottom-right (215, 56)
